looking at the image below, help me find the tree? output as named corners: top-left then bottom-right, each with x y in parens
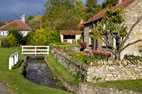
top-left (85, 0), bottom-right (102, 20)
top-left (30, 28), bottom-right (60, 45)
top-left (8, 27), bottom-right (23, 46)
top-left (7, 34), bottom-right (17, 47)
top-left (26, 16), bottom-right (42, 31)
top-left (74, 0), bottom-right (86, 20)
top-left (91, 8), bottom-right (142, 61)
top-left (42, 0), bottom-right (86, 30)
top-left (102, 0), bottom-right (117, 8)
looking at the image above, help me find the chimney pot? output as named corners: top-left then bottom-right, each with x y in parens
top-left (21, 14), bottom-right (25, 23)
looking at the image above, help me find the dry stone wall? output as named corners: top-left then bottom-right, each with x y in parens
top-left (87, 60), bottom-right (142, 83)
top-left (52, 48), bottom-right (142, 83)
top-left (51, 49), bottom-right (88, 79)
top-left (120, 0), bottom-right (142, 59)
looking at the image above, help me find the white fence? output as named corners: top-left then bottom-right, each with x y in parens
top-left (22, 46), bottom-right (50, 56)
top-left (9, 51), bottom-right (18, 70)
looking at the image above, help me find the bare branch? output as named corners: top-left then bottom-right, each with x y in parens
top-left (119, 16), bottom-right (142, 50)
top-left (120, 39), bottom-right (142, 52)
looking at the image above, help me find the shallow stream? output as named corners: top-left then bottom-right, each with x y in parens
top-left (23, 57), bottom-right (63, 89)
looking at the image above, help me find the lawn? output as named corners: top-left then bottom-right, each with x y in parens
top-left (45, 55), bottom-right (80, 87)
top-left (0, 47), bottom-right (72, 94)
top-left (50, 43), bottom-right (80, 48)
top-left (96, 79), bottom-right (142, 92)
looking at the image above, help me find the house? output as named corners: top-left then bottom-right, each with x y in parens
top-left (0, 14), bottom-right (32, 37)
top-left (80, 0), bottom-right (142, 59)
top-left (60, 30), bottom-right (81, 44)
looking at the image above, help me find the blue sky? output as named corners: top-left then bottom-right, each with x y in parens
top-left (0, 0), bottom-right (104, 20)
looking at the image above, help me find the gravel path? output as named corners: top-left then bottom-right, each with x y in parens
top-left (0, 82), bottom-right (10, 94)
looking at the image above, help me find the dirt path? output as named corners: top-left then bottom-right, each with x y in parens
top-left (0, 82), bottom-right (10, 94)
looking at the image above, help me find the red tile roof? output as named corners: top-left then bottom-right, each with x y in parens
top-left (0, 20), bottom-right (32, 31)
top-left (82, 0), bottom-right (136, 26)
top-left (61, 30), bottom-right (81, 35)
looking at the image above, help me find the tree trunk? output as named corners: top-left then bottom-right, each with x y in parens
top-left (115, 52), bottom-right (121, 61)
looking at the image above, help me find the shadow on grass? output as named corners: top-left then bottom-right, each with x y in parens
top-left (12, 60), bottom-right (24, 69)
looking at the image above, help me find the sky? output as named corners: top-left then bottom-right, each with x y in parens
top-left (0, 0), bottom-right (105, 20)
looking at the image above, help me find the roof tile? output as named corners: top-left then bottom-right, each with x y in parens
top-left (0, 20), bottom-right (32, 31)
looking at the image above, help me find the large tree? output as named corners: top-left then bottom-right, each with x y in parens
top-left (102, 0), bottom-right (117, 8)
top-left (26, 16), bottom-right (42, 31)
top-left (42, 0), bottom-right (76, 30)
top-left (42, 0), bottom-right (87, 30)
top-left (91, 8), bottom-right (142, 61)
top-left (85, 0), bottom-right (102, 21)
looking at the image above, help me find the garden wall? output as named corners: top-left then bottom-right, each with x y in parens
top-left (51, 48), bottom-right (88, 80)
top-left (52, 48), bottom-right (142, 83)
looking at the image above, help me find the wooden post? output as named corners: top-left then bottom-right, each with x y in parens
top-left (47, 46), bottom-right (49, 56)
top-left (35, 46), bottom-right (36, 56)
top-left (22, 46), bottom-right (23, 55)
top-left (0, 38), bottom-right (1, 47)
top-left (9, 57), bottom-right (12, 70)
top-left (14, 54), bottom-right (17, 64)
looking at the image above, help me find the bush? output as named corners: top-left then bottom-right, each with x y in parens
top-left (1, 38), bottom-right (11, 47)
top-left (7, 34), bottom-right (17, 47)
top-left (29, 28), bottom-right (61, 45)
top-left (8, 27), bottom-right (23, 45)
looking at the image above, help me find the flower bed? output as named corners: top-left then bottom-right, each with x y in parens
top-left (88, 50), bottom-right (111, 59)
top-left (53, 46), bottom-right (111, 65)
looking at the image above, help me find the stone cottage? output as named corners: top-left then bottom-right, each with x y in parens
top-left (60, 30), bottom-right (81, 44)
top-left (0, 14), bottom-right (32, 37)
top-left (80, 0), bottom-right (142, 59)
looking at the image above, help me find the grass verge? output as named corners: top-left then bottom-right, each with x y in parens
top-left (0, 47), bottom-right (72, 94)
top-left (45, 55), bottom-right (80, 87)
top-left (50, 43), bottom-right (80, 48)
top-left (96, 79), bottom-right (142, 92)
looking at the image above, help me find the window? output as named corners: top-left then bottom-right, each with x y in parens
top-left (64, 35), bottom-right (75, 39)
top-left (102, 34), bottom-right (108, 47)
top-left (63, 39), bottom-right (67, 43)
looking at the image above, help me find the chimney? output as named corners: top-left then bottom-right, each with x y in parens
top-left (80, 19), bottom-right (84, 24)
top-left (118, 0), bottom-right (123, 4)
top-left (21, 14), bottom-right (25, 23)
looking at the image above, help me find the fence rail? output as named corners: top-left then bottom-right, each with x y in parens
top-left (9, 51), bottom-right (18, 70)
top-left (22, 46), bottom-right (49, 56)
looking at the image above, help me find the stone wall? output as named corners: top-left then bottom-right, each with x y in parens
top-left (51, 48), bottom-right (88, 79)
top-left (77, 82), bottom-right (142, 94)
top-left (52, 48), bottom-right (142, 83)
top-left (84, 26), bottom-right (90, 49)
top-left (121, 0), bottom-right (142, 59)
top-left (87, 60), bottom-right (142, 83)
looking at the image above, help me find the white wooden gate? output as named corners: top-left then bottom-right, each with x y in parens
top-left (9, 51), bottom-right (18, 70)
top-left (22, 46), bottom-right (49, 56)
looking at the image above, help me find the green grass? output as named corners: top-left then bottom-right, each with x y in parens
top-left (0, 48), bottom-right (72, 94)
top-left (96, 79), bottom-right (142, 92)
top-left (50, 43), bottom-right (80, 48)
top-left (46, 55), bottom-right (80, 87)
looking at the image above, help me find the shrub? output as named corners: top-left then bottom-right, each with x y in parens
top-left (8, 27), bottom-right (23, 45)
top-left (29, 28), bottom-right (61, 45)
top-left (1, 38), bottom-right (11, 47)
top-left (7, 34), bottom-right (17, 47)
top-left (80, 42), bottom-right (87, 51)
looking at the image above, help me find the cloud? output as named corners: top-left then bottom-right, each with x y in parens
top-left (0, 0), bottom-right (47, 20)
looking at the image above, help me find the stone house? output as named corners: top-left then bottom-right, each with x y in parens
top-left (80, 0), bottom-right (142, 59)
top-left (0, 14), bottom-right (32, 37)
top-left (60, 30), bottom-right (81, 44)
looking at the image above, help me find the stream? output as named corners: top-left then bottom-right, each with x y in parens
top-left (23, 56), bottom-right (64, 90)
